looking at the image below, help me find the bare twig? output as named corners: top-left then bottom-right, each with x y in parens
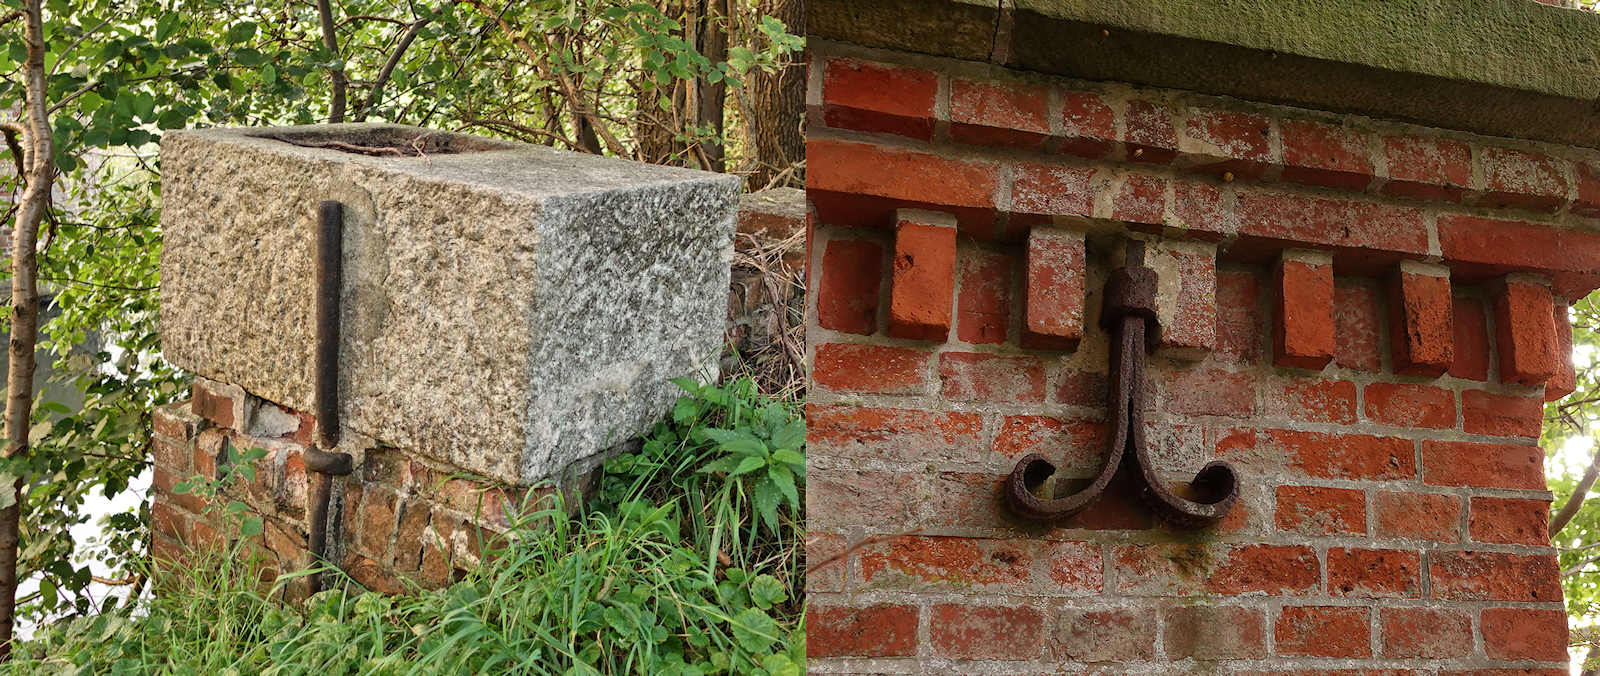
top-left (355, 16), bottom-right (432, 122)
top-left (806, 529), bottom-right (924, 574)
top-left (316, 0), bottom-right (348, 122)
top-left (1553, 439), bottom-right (1600, 538)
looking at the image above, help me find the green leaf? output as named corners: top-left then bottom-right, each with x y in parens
top-left (770, 420), bottom-right (803, 451)
top-left (767, 464), bottom-right (797, 509)
top-left (748, 574), bottom-right (787, 610)
top-left (240, 516), bottom-right (263, 536)
top-left (226, 22), bottom-right (257, 44)
top-left (729, 456), bottom-right (765, 476)
top-left (729, 607), bottom-right (776, 654)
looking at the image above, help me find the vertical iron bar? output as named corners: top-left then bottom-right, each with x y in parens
top-left (306, 200), bottom-right (352, 595)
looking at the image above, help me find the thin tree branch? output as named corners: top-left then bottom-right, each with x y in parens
top-left (354, 16), bottom-right (431, 122)
top-left (1553, 440), bottom-right (1600, 538)
top-left (316, 0), bottom-right (348, 123)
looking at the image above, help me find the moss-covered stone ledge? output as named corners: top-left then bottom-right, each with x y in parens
top-left (808, 0), bottom-right (1600, 148)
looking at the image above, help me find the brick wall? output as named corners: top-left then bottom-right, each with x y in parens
top-left (805, 40), bottom-right (1589, 674)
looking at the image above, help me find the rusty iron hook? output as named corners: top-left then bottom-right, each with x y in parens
top-left (1004, 240), bottom-right (1239, 528)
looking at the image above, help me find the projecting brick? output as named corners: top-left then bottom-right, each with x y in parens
top-left (1052, 607), bottom-right (1156, 662)
top-left (1380, 135), bottom-right (1471, 202)
top-left (1280, 118), bottom-right (1374, 190)
top-left (1423, 441), bottom-right (1544, 490)
top-left (1274, 251), bottom-right (1335, 369)
top-left (1374, 491), bottom-right (1461, 542)
top-left (1182, 107), bottom-right (1272, 178)
top-left (887, 210), bottom-right (957, 341)
top-left (806, 404), bottom-right (983, 464)
top-left (1270, 378), bottom-right (1357, 424)
top-left (1470, 496), bottom-right (1550, 546)
top-left (821, 57), bottom-right (937, 140)
top-left (1363, 382), bottom-right (1455, 429)
top-left (1388, 263), bottom-right (1454, 376)
top-left (1058, 90), bottom-right (1116, 159)
top-left (1022, 227), bottom-right (1086, 349)
top-left (1124, 99), bottom-right (1177, 164)
top-left (1334, 282), bottom-right (1382, 372)
top-left (1274, 606), bottom-right (1371, 658)
top-left (1492, 276), bottom-right (1559, 386)
top-left (1380, 607), bottom-right (1472, 658)
top-left (939, 352), bottom-right (1047, 403)
top-left (1327, 548), bottom-right (1420, 599)
top-left (812, 343), bottom-right (931, 394)
top-left (1429, 551), bottom-right (1562, 602)
top-left (1481, 608), bottom-right (1569, 661)
top-left (1451, 295), bottom-right (1491, 381)
top-left (1275, 485), bottom-right (1365, 536)
top-left (1462, 389), bottom-right (1543, 438)
top-left (1237, 192), bottom-right (1428, 255)
top-left (1480, 146), bottom-right (1570, 212)
top-left (930, 604), bottom-right (1045, 660)
top-left (1164, 605), bottom-right (1266, 659)
top-left (1171, 179), bottom-right (1227, 232)
top-left (950, 77), bottom-right (1050, 149)
top-left (806, 138), bottom-right (1000, 210)
top-left (806, 603), bottom-right (919, 657)
top-left (1550, 301), bottom-right (1577, 401)
top-left (1112, 173), bottom-right (1166, 224)
top-left (1577, 160), bottom-right (1600, 217)
top-left (1011, 161), bottom-right (1095, 217)
top-left (192, 378), bottom-right (245, 430)
top-left (955, 246), bottom-right (1012, 344)
top-left (856, 536), bottom-right (1101, 595)
top-left (816, 237), bottom-right (884, 335)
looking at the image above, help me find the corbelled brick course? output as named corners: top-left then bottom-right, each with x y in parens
top-left (806, 31), bottom-right (1581, 674)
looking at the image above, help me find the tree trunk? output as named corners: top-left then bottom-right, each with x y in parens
top-left (635, 1), bottom-right (688, 165)
top-left (742, 0), bottom-right (803, 189)
top-left (316, 0), bottom-right (348, 123)
top-left (695, 0), bottom-right (729, 172)
top-left (0, 0), bottom-right (55, 658)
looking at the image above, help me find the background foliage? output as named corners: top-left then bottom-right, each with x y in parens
top-left (0, 0), bottom-right (802, 631)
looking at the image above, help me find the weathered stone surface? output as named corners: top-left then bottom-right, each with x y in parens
top-left (160, 124), bottom-right (740, 485)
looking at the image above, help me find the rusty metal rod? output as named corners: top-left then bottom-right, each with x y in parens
top-left (307, 200), bottom-right (353, 595)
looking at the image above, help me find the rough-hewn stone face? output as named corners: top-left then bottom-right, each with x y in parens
top-left (160, 123), bottom-right (740, 485)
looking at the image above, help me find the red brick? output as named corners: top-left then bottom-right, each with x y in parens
top-left (1275, 254), bottom-right (1335, 369)
top-left (888, 214), bottom-right (956, 341)
top-left (816, 237), bottom-right (884, 335)
top-left (1437, 214), bottom-right (1600, 278)
top-left (152, 404), bottom-right (195, 443)
top-left (1549, 301), bottom-right (1576, 401)
top-left (1576, 160), bottom-right (1600, 217)
top-left (1164, 367), bottom-right (1255, 417)
top-left (1422, 440), bottom-right (1544, 490)
top-left (812, 343), bottom-right (930, 394)
top-left (806, 533), bottom-right (847, 593)
top-left (1022, 227), bottom-right (1086, 349)
top-left (1113, 542), bottom-right (1212, 595)
top-left (1334, 283), bottom-right (1382, 372)
top-left (1480, 146), bottom-right (1569, 212)
top-left (1481, 608), bottom-right (1569, 661)
top-left (1276, 485), bottom-right (1365, 536)
top-left (152, 437), bottom-right (191, 473)
top-left (806, 138), bottom-right (999, 210)
top-left (1429, 551), bottom-right (1562, 602)
top-left (1273, 378), bottom-right (1357, 424)
top-left (1239, 193), bottom-right (1428, 255)
top-left (806, 404), bottom-right (983, 463)
top-left (1374, 491), bottom-right (1461, 542)
top-left (993, 416), bottom-right (1106, 475)
top-left (191, 379), bottom-right (242, 429)
top-left (1388, 267), bottom-right (1454, 376)
top-left (1381, 136), bottom-right (1471, 202)
top-left (1217, 429), bottom-right (1415, 481)
top-left (1363, 382), bottom-right (1455, 429)
top-left (1057, 90), bottom-right (1116, 159)
top-left (1217, 268), bottom-right (1262, 363)
top-left (1462, 389), bottom-right (1543, 437)
top-left (949, 78), bottom-right (1049, 149)
top-left (1171, 179), bottom-right (1227, 232)
top-left (1183, 107), bottom-right (1272, 177)
top-left (1380, 607), bottom-right (1472, 658)
top-left (1164, 605), bottom-right (1266, 659)
top-left (1451, 295), bottom-right (1491, 381)
top-left (1160, 244), bottom-right (1218, 356)
top-left (1493, 277), bottom-right (1559, 386)
top-left (807, 469), bottom-right (919, 531)
top-left (939, 352), bottom-right (1046, 402)
top-left (955, 246), bottom-right (1011, 344)
top-left (150, 500), bottom-right (191, 543)
top-left (806, 603), bottom-right (919, 657)
top-left (1327, 548), bottom-right (1421, 599)
top-left (856, 536), bottom-right (1101, 595)
top-left (1011, 162), bottom-right (1095, 217)
top-left (930, 603), bottom-right (1044, 660)
top-left (1275, 606), bottom-right (1371, 658)
top-left (1281, 119), bottom-right (1374, 190)
top-left (1112, 173), bottom-right (1166, 224)
top-left (821, 58), bottom-right (936, 140)
top-left (1052, 608), bottom-right (1155, 662)
top-left (917, 471), bottom-right (1016, 531)
top-left (1470, 496), bottom-right (1550, 546)
top-left (1054, 369), bottom-right (1108, 407)
top-left (1207, 544), bottom-right (1319, 595)
top-left (1439, 670), bottom-right (1567, 676)
top-left (1123, 99), bottom-right (1177, 164)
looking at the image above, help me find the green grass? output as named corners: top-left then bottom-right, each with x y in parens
top-left (5, 377), bottom-right (804, 675)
